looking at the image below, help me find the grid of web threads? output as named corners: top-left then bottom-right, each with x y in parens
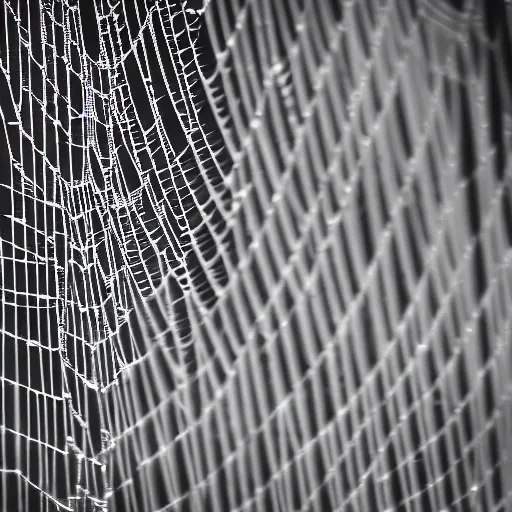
top-left (0, 1), bottom-right (512, 511)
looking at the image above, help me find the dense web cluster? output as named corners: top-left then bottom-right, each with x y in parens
top-left (1, 0), bottom-right (512, 511)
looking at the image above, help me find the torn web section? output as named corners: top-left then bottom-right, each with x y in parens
top-left (150, 2), bottom-right (235, 304)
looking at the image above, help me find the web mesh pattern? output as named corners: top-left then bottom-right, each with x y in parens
top-left (1, 0), bottom-right (512, 511)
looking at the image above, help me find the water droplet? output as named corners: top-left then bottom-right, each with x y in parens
top-left (361, 136), bottom-right (371, 147)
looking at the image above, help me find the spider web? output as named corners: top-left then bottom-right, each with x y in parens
top-left (1, 0), bottom-right (512, 511)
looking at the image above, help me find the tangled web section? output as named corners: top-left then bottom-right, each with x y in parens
top-left (1, 0), bottom-right (512, 511)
